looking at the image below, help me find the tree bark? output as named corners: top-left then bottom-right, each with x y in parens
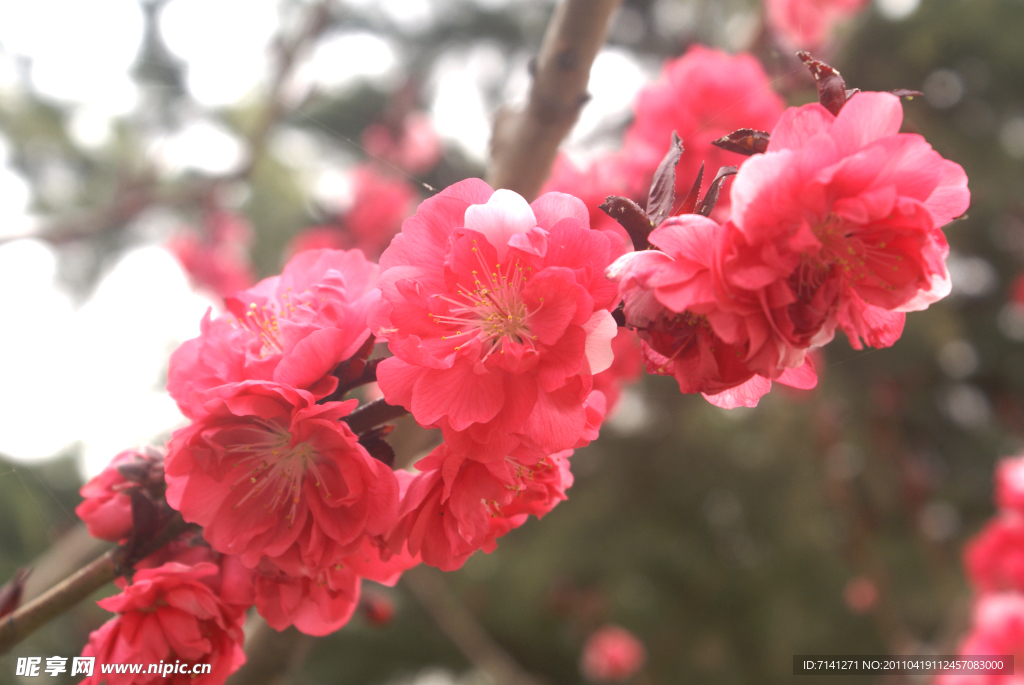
top-left (486, 0), bottom-right (624, 201)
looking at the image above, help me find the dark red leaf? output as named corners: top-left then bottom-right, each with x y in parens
top-left (696, 166), bottom-right (738, 218)
top-left (359, 425), bottom-right (396, 468)
top-left (797, 51), bottom-right (847, 116)
top-left (359, 438), bottom-right (395, 468)
top-left (321, 336), bottom-right (381, 402)
top-left (0, 568), bottom-right (30, 618)
top-left (678, 162), bottom-right (704, 215)
top-left (646, 132), bottom-right (683, 227)
top-left (124, 489), bottom-right (166, 562)
top-left (599, 196), bottom-right (654, 250)
top-left (710, 129), bottom-right (770, 157)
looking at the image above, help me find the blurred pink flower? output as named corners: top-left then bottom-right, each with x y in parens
top-left (288, 166), bottom-right (418, 260)
top-left (168, 210), bottom-right (254, 301)
top-left (362, 112), bottom-right (443, 175)
top-left (766, 0), bottom-right (869, 50)
top-left (580, 625), bottom-right (647, 683)
top-left (622, 45), bottom-right (785, 221)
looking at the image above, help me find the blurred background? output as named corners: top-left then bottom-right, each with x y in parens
top-left (1, 0), bottom-right (1023, 682)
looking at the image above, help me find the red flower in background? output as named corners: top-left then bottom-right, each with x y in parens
top-left (288, 165), bottom-right (418, 260)
top-left (936, 593), bottom-right (1024, 685)
top-left (541, 153), bottom-right (646, 251)
top-left (766, 0), bottom-right (869, 50)
top-left (580, 625), bottom-right (647, 683)
top-left (362, 112), bottom-right (442, 176)
top-left (622, 45), bottom-right (785, 221)
top-left (168, 210), bottom-right (254, 301)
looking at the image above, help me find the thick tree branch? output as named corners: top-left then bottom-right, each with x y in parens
top-left (486, 0), bottom-right (623, 200)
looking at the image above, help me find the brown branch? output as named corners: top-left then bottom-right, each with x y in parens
top-left (0, 514), bottom-right (193, 656)
top-left (237, 0), bottom-right (334, 177)
top-left (0, 549), bottom-right (120, 656)
top-left (343, 398), bottom-right (410, 435)
top-left (0, 2), bottom-right (334, 249)
top-left (486, 0), bottom-right (623, 201)
top-left (22, 525), bottom-right (112, 603)
top-left (403, 566), bottom-right (544, 685)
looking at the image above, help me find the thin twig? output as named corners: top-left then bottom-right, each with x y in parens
top-left (0, 2), bottom-right (335, 249)
top-left (486, 0), bottom-right (623, 200)
top-left (22, 525), bottom-right (112, 603)
top-left (224, 617), bottom-right (313, 685)
top-left (403, 566), bottom-right (544, 685)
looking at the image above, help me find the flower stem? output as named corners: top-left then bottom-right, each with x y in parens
top-left (0, 515), bottom-right (194, 656)
top-left (344, 398), bottom-right (410, 435)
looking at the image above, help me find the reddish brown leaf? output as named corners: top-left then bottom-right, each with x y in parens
top-left (599, 196), bottom-right (654, 250)
top-left (646, 132), bottom-right (683, 227)
top-left (696, 166), bottom-right (738, 218)
top-left (677, 162), bottom-right (704, 215)
top-left (710, 129), bottom-right (770, 157)
top-left (0, 568), bottom-right (30, 618)
top-left (797, 51), bottom-right (847, 116)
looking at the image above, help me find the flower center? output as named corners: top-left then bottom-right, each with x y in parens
top-left (808, 214), bottom-right (904, 293)
top-left (227, 419), bottom-right (331, 526)
top-left (428, 239), bottom-right (539, 359)
top-left (230, 288), bottom-right (314, 359)
top-left (645, 311), bottom-right (709, 368)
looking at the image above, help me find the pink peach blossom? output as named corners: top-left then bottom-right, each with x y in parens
top-left (607, 214), bottom-right (817, 407)
top-left (79, 562), bottom-right (247, 685)
top-left (76, 448), bottom-right (163, 542)
top-left (164, 381), bottom-right (398, 573)
top-left (167, 249), bottom-right (380, 417)
top-left (716, 92), bottom-right (969, 376)
top-left (386, 446), bottom-right (573, 571)
top-left (371, 179), bottom-right (621, 460)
